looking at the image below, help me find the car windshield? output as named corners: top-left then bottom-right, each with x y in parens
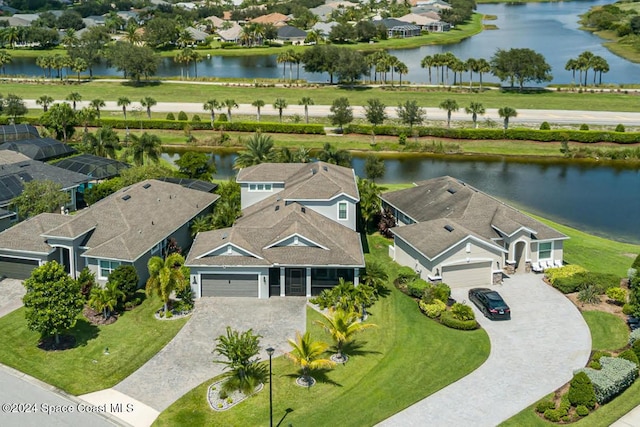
top-left (486, 292), bottom-right (507, 309)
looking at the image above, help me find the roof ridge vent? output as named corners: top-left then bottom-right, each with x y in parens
top-left (444, 224), bottom-right (454, 232)
top-left (311, 168), bottom-right (317, 175)
top-left (301, 207), bottom-right (306, 213)
top-left (275, 205), bottom-right (280, 211)
top-left (143, 183), bottom-right (151, 189)
top-left (447, 187), bottom-right (457, 194)
top-left (322, 165), bottom-right (328, 171)
top-left (122, 194), bottom-right (131, 201)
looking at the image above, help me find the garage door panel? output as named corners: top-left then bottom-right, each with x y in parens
top-left (442, 262), bottom-right (491, 288)
top-left (0, 256), bottom-right (39, 280)
top-left (201, 274), bottom-right (258, 297)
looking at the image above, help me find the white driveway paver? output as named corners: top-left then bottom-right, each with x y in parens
top-left (0, 278), bottom-right (26, 317)
top-left (378, 274), bottom-right (591, 427)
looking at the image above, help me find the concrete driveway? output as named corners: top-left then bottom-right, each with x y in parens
top-left (0, 278), bottom-right (25, 317)
top-left (111, 297), bottom-right (306, 413)
top-left (379, 274), bottom-right (591, 427)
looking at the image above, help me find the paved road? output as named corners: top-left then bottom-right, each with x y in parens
top-left (25, 100), bottom-right (640, 127)
top-left (378, 274), bottom-right (592, 427)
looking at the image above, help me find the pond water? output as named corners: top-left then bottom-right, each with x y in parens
top-left (5, 0), bottom-right (640, 85)
top-left (162, 149), bottom-right (640, 244)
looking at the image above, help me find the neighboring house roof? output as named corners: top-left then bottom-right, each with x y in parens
top-left (277, 25), bottom-right (307, 39)
top-left (83, 15), bottom-right (106, 27)
top-left (311, 21), bottom-right (337, 34)
top-left (44, 179), bottom-right (219, 262)
top-left (327, 1), bottom-right (358, 7)
top-left (0, 138), bottom-right (76, 161)
top-left (397, 13), bottom-right (438, 26)
top-left (237, 161), bottom-right (359, 202)
top-left (0, 124), bottom-right (39, 142)
top-left (309, 4), bottom-right (334, 21)
top-left (410, 7), bottom-right (441, 18)
top-left (205, 15), bottom-right (226, 28)
top-left (217, 22), bottom-right (242, 42)
top-left (250, 12), bottom-right (289, 26)
top-left (186, 26), bottom-right (208, 41)
top-left (51, 154), bottom-right (130, 180)
top-left (0, 152), bottom-right (89, 206)
top-left (0, 213), bottom-right (72, 254)
top-left (374, 18), bottom-right (410, 29)
top-left (158, 177), bottom-right (218, 193)
top-left (381, 176), bottom-right (567, 242)
top-left (186, 200), bottom-right (364, 267)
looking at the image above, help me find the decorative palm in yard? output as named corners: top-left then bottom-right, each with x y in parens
top-left (315, 308), bottom-right (376, 363)
top-left (146, 253), bottom-right (188, 315)
top-left (286, 331), bottom-right (335, 387)
top-left (214, 327), bottom-right (268, 395)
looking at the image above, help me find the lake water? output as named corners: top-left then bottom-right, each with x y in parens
top-left (6, 0), bottom-right (640, 85)
top-left (162, 150), bottom-right (640, 244)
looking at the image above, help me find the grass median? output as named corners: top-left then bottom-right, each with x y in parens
top-left (153, 234), bottom-right (490, 426)
top-left (0, 294), bottom-right (188, 395)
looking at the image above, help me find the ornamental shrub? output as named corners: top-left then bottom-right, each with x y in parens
top-left (107, 265), bottom-right (139, 302)
top-left (633, 340), bottom-right (640, 361)
top-left (395, 267), bottom-right (419, 286)
top-left (218, 113), bottom-right (228, 122)
top-left (554, 271), bottom-right (620, 294)
top-left (578, 285), bottom-right (601, 304)
top-left (615, 124), bottom-right (625, 132)
top-left (576, 405), bottom-right (589, 417)
top-left (422, 282), bottom-right (451, 304)
top-left (439, 310), bottom-right (478, 330)
top-left (545, 265), bottom-right (587, 286)
top-left (618, 349), bottom-right (639, 367)
top-left (580, 123), bottom-right (590, 131)
top-left (543, 409), bottom-right (562, 422)
top-left (624, 303), bottom-right (636, 315)
top-left (178, 111), bottom-right (188, 121)
top-left (192, 114), bottom-right (201, 122)
top-left (633, 254), bottom-right (640, 270)
top-left (540, 121), bottom-right (551, 130)
top-left (535, 399), bottom-right (555, 413)
top-left (568, 372), bottom-right (596, 408)
top-left (166, 112), bottom-right (176, 120)
top-left (629, 328), bottom-right (640, 346)
top-left (451, 302), bottom-right (475, 321)
top-left (578, 357), bottom-right (638, 404)
top-left (407, 279), bottom-right (429, 298)
top-left (419, 299), bottom-right (446, 318)
top-left (606, 287), bottom-right (627, 305)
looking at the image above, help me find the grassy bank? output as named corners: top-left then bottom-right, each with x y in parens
top-left (154, 234), bottom-right (490, 426)
top-left (6, 80), bottom-right (640, 112)
top-left (0, 294), bottom-right (187, 395)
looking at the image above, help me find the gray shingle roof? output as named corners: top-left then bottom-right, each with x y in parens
top-left (0, 213), bottom-right (73, 254)
top-left (186, 200), bottom-right (364, 267)
top-left (381, 176), bottom-right (566, 241)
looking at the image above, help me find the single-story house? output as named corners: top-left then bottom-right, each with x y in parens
top-left (186, 162), bottom-right (364, 299)
top-left (185, 26), bottom-right (209, 43)
top-left (0, 137), bottom-right (76, 161)
top-left (374, 18), bottom-right (421, 38)
top-left (218, 22), bottom-right (242, 43)
top-left (0, 179), bottom-right (219, 282)
top-left (381, 176), bottom-right (568, 288)
top-left (277, 25), bottom-right (307, 43)
top-left (250, 12), bottom-right (290, 27)
top-left (397, 12), bottom-right (450, 33)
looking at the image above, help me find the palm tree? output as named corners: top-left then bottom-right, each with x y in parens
top-left (78, 107), bottom-right (97, 134)
top-left (466, 57), bottom-right (478, 89)
top-left (116, 97), bottom-right (131, 120)
top-left (465, 102), bottom-right (485, 129)
top-left (577, 51), bottom-right (594, 87)
top-left (2, 26), bottom-right (21, 49)
top-left (276, 51), bottom-right (291, 80)
top-left (475, 58), bottom-right (490, 91)
top-left (299, 97), bottom-right (314, 124)
top-left (0, 50), bottom-right (12, 75)
top-left (140, 97), bottom-right (157, 119)
top-left (498, 106), bottom-right (518, 130)
top-left (66, 92), bottom-right (82, 111)
top-left (126, 132), bottom-right (162, 165)
top-left (124, 21), bottom-right (141, 44)
top-left (61, 29), bottom-right (78, 47)
top-left (314, 309), bottom-right (376, 362)
top-left (317, 142), bottom-right (351, 167)
top-left (71, 58), bottom-right (87, 82)
top-left (36, 95), bottom-right (54, 112)
top-left (88, 287), bottom-right (110, 320)
top-left (592, 55), bottom-right (609, 85)
top-left (439, 98), bottom-right (459, 128)
top-left (146, 253), bottom-right (188, 314)
top-left (395, 61), bottom-right (408, 87)
top-left (84, 127), bottom-right (120, 158)
top-left (285, 331), bottom-right (336, 386)
top-left (360, 261), bottom-right (389, 295)
top-left (565, 58), bottom-right (578, 85)
top-left (222, 99), bottom-right (238, 122)
top-left (233, 133), bottom-right (277, 169)
top-left (35, 55), bottom-right (50, 78)
top-left (203, 99), bottom-right (219, 127)
top-left (273, 98), bottom-right (288, 123)
top-left (420, 55), bottom-right (434, 85)
top-left (213, 327), bottom-right (268, 395)
top-left (251, 99), bottom-right (265, 122)
top-left (89, 98), bottom-right (105, 119)
top-left (190, 215), bottom-right (213, 237)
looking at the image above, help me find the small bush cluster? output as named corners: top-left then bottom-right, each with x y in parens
top-left (166, 112), bottom-right (175, 120)
top-left (543, 394), bottom-right (571, 422)
top-left (419, 298), bottom-right (446, 318)
top-left (578, 357), bottom-right (638, 404)
top-left (578, 285), bottom-right (601, 304)
top-left (629, 329), bottom-right (640, 346)
top-left (576, 405), bottom-right (589, 417)
top-left (423, 282), bottom-right (451, 304)
top-left (606, 287), bottom-right (627, 305)
top-left (567, 372), bottom-right (596, 409)
top-left (553, 271), bottom-right (620, 294)
top-left (439, 310), bottom-right (478, 330)
top-left (407, 279), bottom-right (429, 298)
top-left (178, 111), bottom-right (188, 121)
top-left (589, 351), bottom-right (612, 370)
top-left (394, 267), bottom-right (419, 289)
top-left (618, 349), bottom-right (639, 367)
top-left (539, 121), bottom-right (551, 130)
top-left (545, 265), bottom-right (587, 285)
top-left (535, 399), bottom-right (555, 413)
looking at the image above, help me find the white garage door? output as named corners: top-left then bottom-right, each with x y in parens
top-left (442, 262), bottom-right (492, 288)
top-left (201, 274), bottom-right (258, 297)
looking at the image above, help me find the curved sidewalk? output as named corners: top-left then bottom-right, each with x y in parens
top-left (378, 274), bottom-right (591, 427)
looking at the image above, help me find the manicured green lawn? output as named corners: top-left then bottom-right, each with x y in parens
top-left (153, 235), bottom-right (490, 426)
top-left (531, 214), bottom-right (640, 277)
top-left (0, 294), bottom-right (187, 395)
top-left (582, 311), bottom-right (628, 351)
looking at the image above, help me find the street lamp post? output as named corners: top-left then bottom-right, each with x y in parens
top-left (266, 347), bottom-right (275, 427)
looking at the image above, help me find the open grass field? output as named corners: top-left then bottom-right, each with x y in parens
top-left (582, 311), bottom-right (628, 351)
top-left (153, 234), bottom-right (490, 427)
top-left (0, 294), bottom-right (187, 395)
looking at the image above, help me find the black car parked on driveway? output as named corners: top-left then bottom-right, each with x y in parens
top-left (468, 288), bottom-right (511, 320)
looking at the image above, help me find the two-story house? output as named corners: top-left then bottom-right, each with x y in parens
top-left (185, 162), bottom-right (365, 299)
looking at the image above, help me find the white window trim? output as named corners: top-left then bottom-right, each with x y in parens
top-left (99, 260), bottom-right (120, 280)
top-left (338, 201), bottom-right (348, 220)
top-left (538, 241), bottom-right (553, 261)
top-left (248, 183), bottom-right (273, 192)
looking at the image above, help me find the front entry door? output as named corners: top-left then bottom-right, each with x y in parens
top-left (287, 268), bottom-right (305, 296)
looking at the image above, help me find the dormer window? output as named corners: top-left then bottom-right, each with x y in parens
top-left (248, 183), bottom-right (272, 192)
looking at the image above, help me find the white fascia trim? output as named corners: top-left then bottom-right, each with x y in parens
top-left (284, 192), bottom-right (359, 203)
top-left (492, 224), bottom-right (537, 238)
top-left (42, 225), bottom-right (97, 241)
top-left (263, 233), bottom-right (329, 250)
top-left (196, 242), bottom-right (264, 260)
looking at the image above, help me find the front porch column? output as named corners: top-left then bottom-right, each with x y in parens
top-left (354, 267), bottom-right (360, 286)
top-left (306, 267), bottom-right (311, 297)
top-left (279, 267), bottom-right (285, 297)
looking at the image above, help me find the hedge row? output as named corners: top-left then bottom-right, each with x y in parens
top-left (578, 357), bottom-right (638, 404)
top-left (439, 310), bottom-right (479, 330)
top-left (344, 124), bottom-right (640, 144)
top-left (553, 271), bottom-right (620, 294)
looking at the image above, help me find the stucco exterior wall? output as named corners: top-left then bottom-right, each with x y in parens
top-left (240, 183), bottom-right (284, 209)
top-left (297, 195), bottom-right (357, 231)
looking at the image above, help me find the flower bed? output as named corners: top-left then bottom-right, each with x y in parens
top-left (207, 380), bottom-right (263, 411)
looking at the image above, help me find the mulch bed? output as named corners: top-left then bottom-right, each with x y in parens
top-left (38, 334), bottom-right (76, 351)
top-left (83, 306), bottom-right (118, 326)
